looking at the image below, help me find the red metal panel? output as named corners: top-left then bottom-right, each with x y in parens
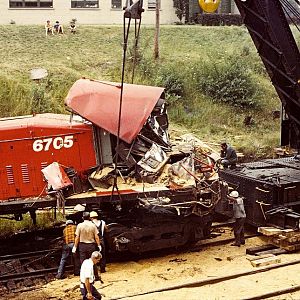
top-left (0, 114), bottom-right (96, 200)
top-left (65, 79), bottom-right (165, 143)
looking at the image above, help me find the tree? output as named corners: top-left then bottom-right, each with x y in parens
top-left (154, 0), bottom-right (160, 59)
top-left (173, 0), bottom-right (190, 23)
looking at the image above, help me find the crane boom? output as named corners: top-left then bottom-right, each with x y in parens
top-left (234, 0), bottom-right (300, 149)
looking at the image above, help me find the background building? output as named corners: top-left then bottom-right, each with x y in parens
top-left (0, 0), bottom-right (178, 25)
top-left (0, 0), bottom-right (240, 26)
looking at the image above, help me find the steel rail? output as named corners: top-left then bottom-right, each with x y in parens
top-left (0, 248), bottom-right (60, 262)
top-left (242, 284), bottom-right (300, 300)
top-left (0, 265), bottom-right (73, 283)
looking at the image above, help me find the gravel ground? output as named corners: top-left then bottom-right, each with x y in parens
top-left (4, 229), bottom-right (300, 300)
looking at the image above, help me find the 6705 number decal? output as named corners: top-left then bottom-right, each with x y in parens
top-left (33, 135), bottom-right (74, 152)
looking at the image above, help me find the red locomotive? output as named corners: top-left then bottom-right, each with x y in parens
top-left (0, 113), bottom-right (96, 201)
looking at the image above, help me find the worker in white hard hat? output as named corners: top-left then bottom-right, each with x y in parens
top-left (70, 203), bottom-right (86, 225)
top-left (228, 190), bottom-right (246, 247)
top-left (90, 211), bottom-right (108, 273)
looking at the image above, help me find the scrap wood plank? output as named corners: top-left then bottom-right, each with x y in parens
top-left (258, 227), bottom-right (285, 236)
top-left (281, 229), bottom-right (298, 237)
top-left (255, 248), bottom-right (287, 256)
top-left (270, 237), bottom-right (281, 246)
top-left (251, 256), bottom-right (281, 267)
top-left (246, 254), bottom-right (275, 261)
top-left (286, 234), bottom-right (300, 243)
top-left (280, 243), bottom-right (300, 252)
top-left (246, 244), bottom-right (278, 255)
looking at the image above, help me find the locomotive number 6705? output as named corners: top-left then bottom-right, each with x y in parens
top-left (32, 135), bottom-right (74, 152)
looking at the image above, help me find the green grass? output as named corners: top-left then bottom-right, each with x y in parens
top-left (0, 24), bottom-right (282, 157)
top-left (0, 210), bottom-right (65, 237)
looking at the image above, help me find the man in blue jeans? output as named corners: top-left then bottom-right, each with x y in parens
top-left (56, 220), bottom-right (80, 279)
top-left (80, 251), bottom-right (102, 300)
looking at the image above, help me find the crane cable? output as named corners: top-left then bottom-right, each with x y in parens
top-left (111, 0), bottom-right (144, 201)
top-left (131, 18), bottom-right (142, 84)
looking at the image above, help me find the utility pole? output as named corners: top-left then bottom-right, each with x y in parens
top-left (154, 0), bottom-right (160, 59)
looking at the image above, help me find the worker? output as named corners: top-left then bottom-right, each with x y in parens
top-left (72, 212), bottom-right (101, 262)
top-left (220, 141), bottom-right (237, 169)
top-left (80, 251), bottom-right (102, 300)
top-left (90, 211), bottom-right (108, 273)
top-left (72, 211), bottom-right (101, 280)
top-left (56, 219), bottom-right (80, 279)
top-left (70, 203), bottom-right (86, 225)
top-left (228, 190), bottom-right (246, 247)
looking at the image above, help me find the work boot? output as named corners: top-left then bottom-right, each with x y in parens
top-left (230, 243), bottom-right (240, 247)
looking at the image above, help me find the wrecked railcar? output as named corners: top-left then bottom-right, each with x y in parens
top-left (0, 79), bottom-right (223, 253)
top-left (60, 79), bottom-right (223, 253)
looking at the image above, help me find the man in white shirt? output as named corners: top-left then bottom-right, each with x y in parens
top-left (80, 251), bottom-right (102, 300)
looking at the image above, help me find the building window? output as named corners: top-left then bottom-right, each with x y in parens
top-left (111, 0), bottom-right (121, 9)
top-left (148, 0), bottom-right (160, 10)
top-left (9, 0), bottom-right (53, 8)
top-left (71, 0), bottom-right (99, 8)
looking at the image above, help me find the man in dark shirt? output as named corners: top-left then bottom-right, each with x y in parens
top-left (220, 142), bottom-right (237, 168)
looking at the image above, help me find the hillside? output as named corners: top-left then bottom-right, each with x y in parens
top-left (0, 24), bottom-right (282, 158)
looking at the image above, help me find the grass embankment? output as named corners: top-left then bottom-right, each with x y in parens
top-left (0, 210), bottom-right (64, 238)
top-left (0, 25), bottom-right (281, 158)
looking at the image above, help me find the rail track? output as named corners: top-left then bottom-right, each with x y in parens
top-left (0, 224), bottom-right (258, 296)
top-left (0, 248), bottom-right (73, 294)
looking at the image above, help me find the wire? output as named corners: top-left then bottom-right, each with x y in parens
top-left (110, 13), bottom-right (131, 202)
top-left (131, 18), bottom-right (142, 84)
top-left (111, 1), bottom-right (143, 201)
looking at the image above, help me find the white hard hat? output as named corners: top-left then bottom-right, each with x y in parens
top-left (229, 191), bottom-right (239, 198)
top-left (66, 219), bottom-right (74, 225)
top-left (90, 211), bottom-right (98, 218)
top-left (74, 204), bottom-right (86, 212)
